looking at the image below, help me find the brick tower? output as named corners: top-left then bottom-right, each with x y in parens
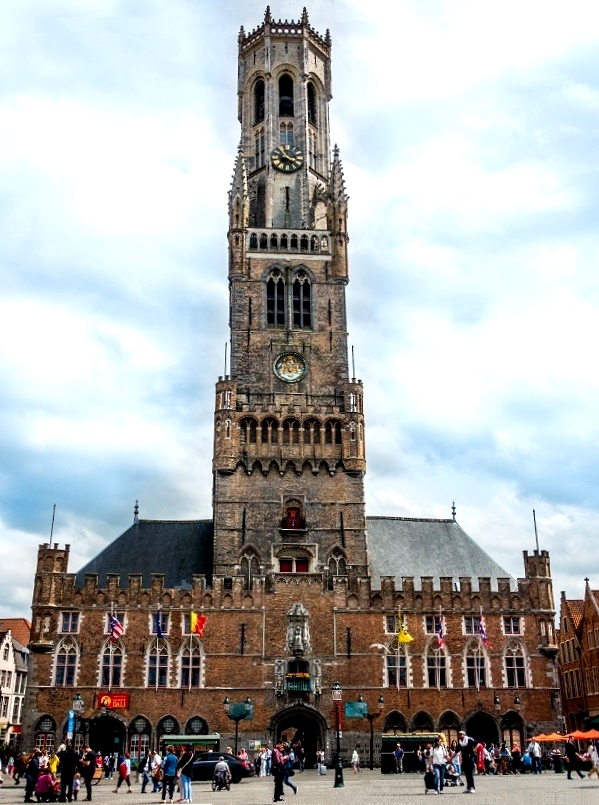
top-left (212, 7), bottom-right (367, 585)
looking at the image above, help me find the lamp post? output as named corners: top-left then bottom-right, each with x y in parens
top-left (331, 682), bottom-right (344, 788)
top-left (223, 696), bottom-right (252, 755)
top-left (357, 694), bottom-right (384, 770)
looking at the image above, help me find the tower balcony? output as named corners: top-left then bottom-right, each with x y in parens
top-left (247, 228), bottom-right (331, 256)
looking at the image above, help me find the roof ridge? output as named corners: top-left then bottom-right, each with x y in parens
top-left (368, 516), bottom-right (455, 524)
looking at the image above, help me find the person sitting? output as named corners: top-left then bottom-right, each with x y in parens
top-left (213, 757), bottom-right (231, 788)
top-left (445, 762), bottom-right (462, 786)
top-left (34, 771), bottom-right (57, 802)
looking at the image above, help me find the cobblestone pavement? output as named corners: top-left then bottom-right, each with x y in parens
top-left (2, 770), bottom-right (599, 805)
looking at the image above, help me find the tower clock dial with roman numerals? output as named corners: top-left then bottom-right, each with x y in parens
top-left (271, 144), bottom-right (304, 172)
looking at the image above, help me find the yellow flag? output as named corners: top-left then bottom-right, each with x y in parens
top-left (398, 624), bottom-right (413, 643)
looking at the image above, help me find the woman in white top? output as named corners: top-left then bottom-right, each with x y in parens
top-left (431, 737), bottom-right (449, 794)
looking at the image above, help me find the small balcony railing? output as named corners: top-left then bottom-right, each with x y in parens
top-left (285, 673), bottom-right (312, 692)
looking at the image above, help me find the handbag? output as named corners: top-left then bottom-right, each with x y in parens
top-left (288, 768), bottom-right (295, 776)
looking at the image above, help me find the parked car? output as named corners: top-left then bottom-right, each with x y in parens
top-left (191, 751), bottom-right (254, 784)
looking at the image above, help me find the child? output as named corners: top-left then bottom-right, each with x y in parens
top-left (73, 773), bottom-right (81, 801)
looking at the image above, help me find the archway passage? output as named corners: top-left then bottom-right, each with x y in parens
top-left (464, 711), bottom-right (499, 747)
top-left (89, 714), bottom-right (126, 758)
top-left (271, 705), bottom-right (328, 770)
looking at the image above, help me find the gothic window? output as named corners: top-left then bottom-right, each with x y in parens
top-left (426, 643), bottom-right (448, 688)
top-left (310, 235), bottom-right (318, 251)
top-left (254, 128), bottom-right (265, 169)
top-left (249, 233), bottom-right (258, 249)
top-left (101, 640), bottom-right (123, 687)
top-left (60, 611), bottom-right (80, 633)
top-left (280, 234), bottom-right (288, 249)
top-left (240, 417), bottom-right (257, 444)
top-left (300, 234), bottom-right (309, 251)
top-left (328, 553), bottom-right (347, 576)
top-left (386, 638), bottom-right (409, 689)
top-left (350, 422), bottom-right (356, 441)
top-left (240, 553), bottom-right (260, 589)
top-left (307, 81), bottom-right (317, 125)
top-left (439, 711), bottom-right (461, 747)
top-left (261, 417), bottom-right (279, 444)
top-left (279, 73), bottom-right (294, 116)
top-left (54, 638), bottom-right (78, 686)
top-left (259, 233), bottom-right (268, 249)
top-left (254, 79), bottom-right (265, 124)
top-left (325, 419), bottom-right (342, 444)
top-left (290, 234), bottom-right (298, 249)
top-left (270, 233), bottom-right (278, 249)
top-left (503, 616), bottom-right (521, 634)
top-left (283, 418), bottom-right (300, 444)
top-left (303, 418), bottom-right (321, 445)
top-left (180, 638), bottom-right (203, 688)
top-left (186, 716), bottom-right (209, 735)
top-left (34, 716), bottom-right (56, 754)
top-left (147, 639), bottom-right (169, 688)
top-left (280, 123), bottom-right (294, 145)
top-left (267, 273), bottom-right (285, 326)
top-left (292, 273), bottom-right (311, 328)
top-left (465, 639), bottom-right (488, 688)
top-left (504, 641), bottom-right (527, 688)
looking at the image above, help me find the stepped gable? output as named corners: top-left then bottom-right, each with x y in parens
top-left (75, 519), bottom-right (213, 589)
top-left (367, 516), bottom-right (516, 591)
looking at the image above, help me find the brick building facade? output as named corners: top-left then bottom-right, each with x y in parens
top-left (22, 8), bottom-right (561, 766)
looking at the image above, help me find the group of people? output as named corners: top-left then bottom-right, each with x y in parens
top-left (16, 742), bottom-right (98, 803)
top-left (420, 731), bottom-right (479, 794)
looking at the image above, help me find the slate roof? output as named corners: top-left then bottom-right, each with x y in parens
top-left (0, 618), bottom-right (31, 647)
top-left (75, 520), bottom-right (213, 589)
top-left (366, 516), bottom-right (516, 592)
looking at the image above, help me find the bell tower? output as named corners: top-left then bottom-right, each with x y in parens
top-left (212, 7), bottom-right (367, 585)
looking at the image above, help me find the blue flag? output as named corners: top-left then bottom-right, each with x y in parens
top-left (155, 612), bottom-right (164, 638)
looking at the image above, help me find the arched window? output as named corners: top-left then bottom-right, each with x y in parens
top-left (300, 234), bottom-right (309, 251)
top-left (310, 235), bottom-right (318, 252)
top-left (307, 82), bottom-right (317, 125)
top-left (180, 638), bottom-right (203, 689)
top-left (254, 128), bottom-right (265, 169)
top-left (439, 711), bottom-right (461, 747)
top-left (261, 417), bottom-right (279, 444)
top-left (185, 716), bottom-right (209, 735)
top-left (270, 234), bottom-right (278, 249)
top-left (504, 641), bottom-right (527, 688)
top-left (34, 716), bottom-right (56, 754)
top-left (386, 637), bottom-right (410, 689)
top-left (325, 420), bottom-right (342, 445)
top-left (290, 234), bottom-right (298, 249)
top-left (303, 418), bottom-right (321, 445)
top-left (383, 711), bottom-right (408, 733)
top-left (240, 417), bottom-right (257, 444)
top-left (54, 637), bottom-right (78, 686)
top-left (280, 234), bottom-right (288, 249)
top-left (259, 233), bottom-right (268, 249)
top-left (426, 641), bottom-right (448, 688)
top-left (327, 552), bottom-right (347, 589)
top-left (465, 639), bottom-right (488, 688)
top-left (240, 553), bottom-right (260, 590)
top-left (292, 272), bottom-right (311, 328)
top-left (254, 79), bottom-right (265, 124)
top-left (128, 716), bottom-right (151, 763)
top-left (279, 73), bottom-right (294, 116)
top-left (249, 233), bottom-right (258, 249)
top-left (283, 419), bottom-right (300, 444)
top-left (147, 639), bottom-right (169, 688)
top-left (156, 715), bottom-right (180, 742)
top-left (101, 640), bottom-right (123, 688)
top-left (267, 273), bottom-right (285, 326)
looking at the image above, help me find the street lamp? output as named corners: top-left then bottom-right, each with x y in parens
top-left (223, 696), bottom-right (252, 755)
top-left (331, 682), bottom-right (344, 788)
top-left (494, 694), bottom-right (501, 712)
top-left (357, 694), bottom-right (384, 771)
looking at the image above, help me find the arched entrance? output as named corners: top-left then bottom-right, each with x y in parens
top-left (89, 713), bottom-right (126, 758)
top-left (464, 711), bottom-right (499, 746)
top-left (270, 703), bottom-right (328, 769)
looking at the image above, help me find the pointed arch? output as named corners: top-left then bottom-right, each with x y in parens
top-left (147, 637), bottom-right (170, 688)
top-left (464, 637), bottom-right (489, 689)
top-left (282, 418), bottom-right (300, 444)
top-left (383, 710), bottom-right (408, 732)
top-left (425, 635), bottom-right (448, 688)
top-left (179, 637), bottom-right (204, 689)
top-left (53, 636), bottom-right (79, 687)
top-left (254, 78), bottom-right (265, 124)
top-left (100, 638), bottom-right (124, 688)
top-left (385, 636), bottom-right (411, 689)
top-left (240, 550), bottom-right (260, 590)
top-left (504, 639), bottom-right (528, 688)
top-left (279, 73), bottom-right (294, 116)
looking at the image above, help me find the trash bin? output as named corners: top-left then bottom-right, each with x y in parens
top-left (552, 754), bottom-right (563, 773)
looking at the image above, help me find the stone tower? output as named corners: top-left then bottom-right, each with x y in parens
top-left (212, 7), bottom-right (367, 586)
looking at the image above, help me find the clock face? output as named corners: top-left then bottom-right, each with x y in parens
top-left (271, 144), bottom-right (304, 173)
top-left (273, 352), bottom-right (306, 383)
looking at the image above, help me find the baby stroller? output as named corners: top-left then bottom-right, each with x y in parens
top-left (212, 768), bottom-right (231, 792)
top-left (444, 765), bottom-right (464, 787)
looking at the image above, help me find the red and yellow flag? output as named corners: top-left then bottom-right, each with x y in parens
top-left (190, 611), bottom-right (207, 637)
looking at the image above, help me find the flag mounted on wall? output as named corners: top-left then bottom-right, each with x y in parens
top-left (190, 612), bottom-right (207, 637)
top-left (479, 609), bottom-right (490, 648)
top-left (435, 615), bottom-right (446, 650)
top-left (109, 614), bottom-right (124, 642)
top-left (155, 612), bottom-right (164, 639)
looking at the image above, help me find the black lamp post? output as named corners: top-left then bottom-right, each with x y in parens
top-left (223, 696), bottom-right (252, 755)
top-left (358, 694), bottom-right (384, 770)
top-left (332, 682), bottom-right (344, 788)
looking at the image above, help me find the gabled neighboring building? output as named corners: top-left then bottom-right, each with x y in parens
top-left (0, 618), bottom-right (31, 749)
top-left (558, 581), bottom-right (599, 733)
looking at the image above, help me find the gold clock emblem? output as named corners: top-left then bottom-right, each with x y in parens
top-left (273, 352), bottom-right (306, 383)
top-left (271, 144), bottom-right (304, 173)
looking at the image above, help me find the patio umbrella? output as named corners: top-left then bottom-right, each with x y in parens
top-left (532, 733), bottom-right (548, 741)
top-left (542, 733), bottom-right (566, 741)
top-left (583, 729), bottom-right (599, 739)
top-left (566, 730), bottom-right (587, 739)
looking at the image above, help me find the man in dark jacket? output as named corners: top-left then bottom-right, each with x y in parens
top-left (457, 730), bottom-right (477, 793)
top-left (564, 737), bottom-right (584, 780)
top-left (58, 741), bottom-right (79, 802)
top-left (24, 750), bottom-right (40, 803)
top-left (79, 746), bottom-right (96, 801)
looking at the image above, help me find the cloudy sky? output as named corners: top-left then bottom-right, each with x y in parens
top-left (1, 0), bottom-right (598, 619)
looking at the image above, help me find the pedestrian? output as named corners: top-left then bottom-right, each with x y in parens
top-left (138, 750), bottom-right (151, 794)
top-left (527, 739), bottom-right (542, 774)
top-left (431, 736), bottom-right (449, 794)
top-left (564, 737), bottom-right (584, 780)
top-left (57, 740), bottom-right (78, 802)
top-left (24, 749), bottom-right (40, 803)
top-left (511, 744), bottom-right (521, 774)
top-left (457, 729), bottom-right (477, 794)
top-left (160, 745), bottom-right (178, 804)
top-left (351, 748), bottom-right (361, 773)
top-left (112, 751), bottom-right (132, 793)
top-left (151, 752), bottom-right (163, 793)
top-left (176, 744), bottom-right (193, 804)
top-left (587, 741), bottom-right (599, 779)
top-left (72, 773), bottom-right (81, 801)
top-left (283, 745), bottom-right (298, 795)
top-left (394, 743), bottom-right (404, 774)
top-left (271, 740), bottom-right (286, 803)
top-left (78, 746), bottom-right (96, 802)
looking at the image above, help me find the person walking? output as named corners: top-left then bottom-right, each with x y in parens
top-left (283, 745), bottom-right (298, 796)
top-left (113, 752), bottom-right (132, 793)
top-left (457, 730), bottom-right (477, 794)
top-left (527, 739), bottom-right (542, 774)
top-left (351, 748), bottom-right (361, 773)
top-left (160, 745), bottom-right (178, 804)
top-left (151, 752), bottom-right (163, 793)
top-left (176, 745), bottom-right (193, 804)
top-left (587, 741), bottom-right (599, 779)
top-left (431, 736), bottom-right (449, 794)
top-left (564, 737), bottom-right (584, 780)
top-left (271, 741), bottom-right (286, 803)
top-left (138, 750), bottom-right (151, 794)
